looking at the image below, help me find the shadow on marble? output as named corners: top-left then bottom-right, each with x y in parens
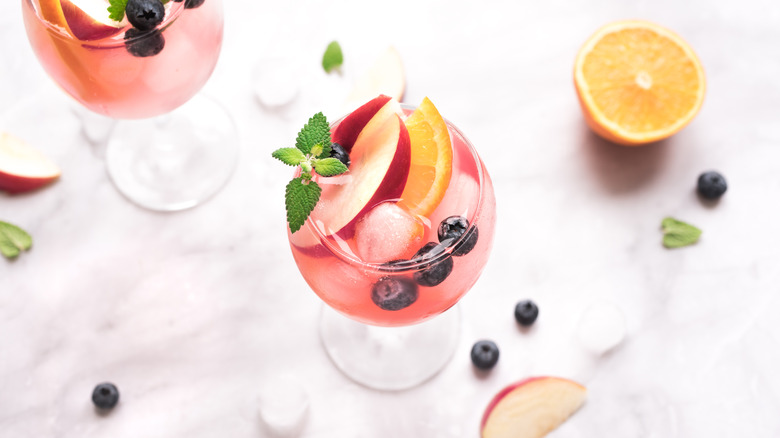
top-left (580, 123), bottom-right (672, 195)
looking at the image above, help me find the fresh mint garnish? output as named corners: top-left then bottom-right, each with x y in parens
top-left (661, 217), bottom-right (702, 248)
top-left (322, 41), bottom-right (343, 73)
top-left (108, 0), bottom-right (170, 23)
top-left (0, 221), bottom-right (33, 260)
top-left (272, 112), bottom-right (349, 233)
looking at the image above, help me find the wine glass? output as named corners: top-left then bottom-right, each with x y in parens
top-left (286, 102), bottom-right (496, 390)
top-left (22, 0), bottom-right (236, 211)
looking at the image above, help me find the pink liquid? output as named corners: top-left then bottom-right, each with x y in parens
top-left (22, 0), bottom-right (223, 119)
top-left (288, 114), bottom-right (496, 327)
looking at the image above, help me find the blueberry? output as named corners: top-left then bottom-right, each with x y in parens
top-left (329, 143), bottom-right (350, 168)
top-left (411, 242), bottom-right (453, 287)
top-left (184, 0), bottom-right (206, 8)
top-left (697, 171), bottom-right (727, 199)
top-left (371, 277), bottom-right (418, 311)
top-left (124, 29), bottom-right (165, 57)
top-left (470, 340), bottom-right (499, 370)
top-left (125, 0), bottom-right (165, 31)
top-left (514, 300), bottom-right (539, 326)
top-left (438, 216), bottom-right (478, 256)
top-left (91, 382), bottom-right (119, 409)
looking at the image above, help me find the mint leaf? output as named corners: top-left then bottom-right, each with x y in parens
top-left (272, 148), bottom-right (306, 166)
top-left (295, 112), bottom-right (331, 156)
top-left (314, 158), bottom-right (348, 177)
top-left (322, 41), bottom-right (343, 73)
top-left (107, 0), bottom-right (128, 22)
top-left (285, 177), bottom-right (322, 233)
top-left (0, 221), bottom-right (33, 260)
top-left (662, 217), bottom-right (702, 248)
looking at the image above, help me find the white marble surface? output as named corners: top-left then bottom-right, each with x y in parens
top-left (2, 0), bottom-right (780, 436)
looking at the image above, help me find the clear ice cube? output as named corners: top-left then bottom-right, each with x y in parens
top-left (354, 202), bottom-right (425, 263)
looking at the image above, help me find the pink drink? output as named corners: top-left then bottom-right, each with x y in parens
top-left (22, 0), bottom-right (223, 119)
top-left (288, 109), bottom-right (496, 327)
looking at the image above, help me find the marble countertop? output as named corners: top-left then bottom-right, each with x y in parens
top-left (2, 0), bottom-right (780, 436)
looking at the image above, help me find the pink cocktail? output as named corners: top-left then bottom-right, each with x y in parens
top-left (284, 96), bottom-right (496, 389)
top-left (22, 0), bottom-right (236, 211)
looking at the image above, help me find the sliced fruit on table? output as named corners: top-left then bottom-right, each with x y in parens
top-left (574, 20), bottom-right (706, 146)
top-left (0, 132), bottom-right (61, 193)
top-left (398, 97), bottom-right (452, 217)
top-left (315, 98), bottom-right (411, 236)
top-left (343, 47), bottom-right (405, 114)
top-left (481, 376), bottom-right (586, 438)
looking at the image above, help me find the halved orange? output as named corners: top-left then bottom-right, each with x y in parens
top-left (574, 20), bottom-right (706, 146)
top-left (399, 97), bottom-right (452, 217)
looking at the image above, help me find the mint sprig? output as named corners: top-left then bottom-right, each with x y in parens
top-left (272, 112), bottom-right (349, 233)
top-left (0, 221), bottom-right (33, 260)
top-left (322, 41), bottom-right (343, 73)
top-left (661, 217), bottom-right (702, 248)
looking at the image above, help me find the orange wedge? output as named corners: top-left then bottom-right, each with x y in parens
top-left (399, 97), bottom-right (452, 217)
top-left (37, 0), bottom-right (71, 34)
top-left (574, 20), bottom-right (706, 146)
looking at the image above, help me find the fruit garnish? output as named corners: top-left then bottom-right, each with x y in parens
top-left (514, 300), bottom-right (539, 326)
top-left (124, 28), bottom-right (165, 57)
top-left (107, 0), bottom-right (169, 23)
top-left (371, 277), bottom-right (418, 311)
top-left (271, 113), bottom-right (349, 233)
top-left (399, 97), bottom-right (453, 217)
top-left (697, 171), bottom-right (727, 199)
top-left (471, 340), bottom-right (499, 370)
top-left (411, 242), bottom-right (453, 287)
top-left (331, 95), bottom-right (391, 152)
top-left (322, 40), bottom-right (343, 73)
top-left (37, 0), bottom-right (70, 33)
top-left (0, 221), bottom-right (33, 260)
top-left (312, 98), bottom-right (411, 236)
top-left (574, 20), bottom-right (706, 145)
top-left (0, 132), bottom-right (61, 193)
top-left (91, 382), bottom-right (120, 409)
top-left (438, 215), bottom-right (478, 256)
top-left (661, 217), bottom-right (701, 248)
top-left (60, 0), bottom-right (124, 41)
top-left (481, 377), bottom-right (587, 438)
top-left (344, 47), bottom-right (405, 113)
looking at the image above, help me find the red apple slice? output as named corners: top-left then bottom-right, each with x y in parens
top-left (331, 94), bottom-right (391, 152)
top-left (481, 377), bottom-right (587, 438)
top-left (0, 133), bottom-right (61, 193)
top-left (61, 0), bottom-right (124, 41)
top-left (314, 99), bottom-right (410, 237)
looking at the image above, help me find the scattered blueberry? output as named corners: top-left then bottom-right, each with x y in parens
top-left (697, 171), bottom-right (727, 200)
top-left (91, 382), bottom-right (119, 409)
top-left (329, 143), bottom-right (350, 168)
top-left (371, 277), bottom-right (418, 311)
top-left (412, 242), bottom-right (453, 287)
top-left (438, 216), bottom-right (478, 256)
top-left (124, 29), bottom-right (165, 57)
top-left (514, 300), bottom-right (539, 326)
top-left (125, 0), bottom-right (165, 31)
top-left (470, 340), bottom-right (499, 370)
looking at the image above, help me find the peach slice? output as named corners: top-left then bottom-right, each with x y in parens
top-left (0, 132), bottom-right (61, 193)
top-left (314, 99), bottom-right (410, 237)
top-left (481, 377), bottom-right (587, 438)
top-left (331, 94), bottom-right (391, 152)
top-left (60, 0), bottom-right (124, 41)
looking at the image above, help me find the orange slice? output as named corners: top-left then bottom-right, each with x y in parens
top-left (37, 0), bottom-right (71, 34)
top-left (574, 20), bottom-right (706, 146)
top-left (399, 97), bottom-right (452, 217)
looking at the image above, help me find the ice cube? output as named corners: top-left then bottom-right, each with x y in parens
top-left (576, 302), bottom-right (627, 354)
top-left (354, 202), bottom-right (425, 263)
top-left (258, 374), bottom-right (309, 436)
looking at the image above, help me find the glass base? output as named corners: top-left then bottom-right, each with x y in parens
top-left (319, 305), bottom-right (461, 391)
top-left (105, 94), bottom-right (238, 211)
